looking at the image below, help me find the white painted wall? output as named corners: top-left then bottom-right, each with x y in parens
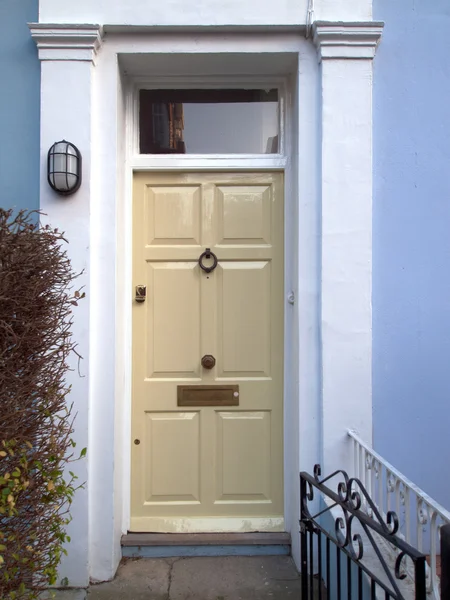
top-left (39, 0), bottom-right (305, 26)
top-left (316, 0), bottom-right (372, 21)
top-left (38, 0), bottom-right (371, 26)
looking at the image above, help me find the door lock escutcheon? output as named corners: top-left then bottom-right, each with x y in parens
top-left (135, 285), bottom-right (146, 303)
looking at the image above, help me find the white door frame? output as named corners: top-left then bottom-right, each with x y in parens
top-left (123, 74), bottom-right (293, 535)
top-left (106, 38), bottom-right (317, 584)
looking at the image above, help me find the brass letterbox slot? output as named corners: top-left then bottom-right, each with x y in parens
top-left (177, 385), bottom-right (239, 407)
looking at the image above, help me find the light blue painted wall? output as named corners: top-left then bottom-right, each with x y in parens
top-left (373, 0), bottom-right (450, 508)
top-left (0, 0), bottom-right (40, 211)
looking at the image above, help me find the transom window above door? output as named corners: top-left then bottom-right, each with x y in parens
top-left (139, 88), bottom-right (279, 155)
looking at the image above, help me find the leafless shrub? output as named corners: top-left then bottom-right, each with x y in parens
top-left (0, 209), bottom-right (84, 599)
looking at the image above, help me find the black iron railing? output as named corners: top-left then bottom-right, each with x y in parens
top-left (300, 465), bottom-right (427, 600)
top-left (441, 524), bottom-right (450, 600)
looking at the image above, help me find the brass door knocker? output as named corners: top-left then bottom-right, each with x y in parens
top-left (198, 248), bottom-right (218, 273)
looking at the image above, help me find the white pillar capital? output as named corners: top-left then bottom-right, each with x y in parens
top-left (313, 21), bottom-right (384, 60)
top-left (29, 23), bottom-right (103, 62)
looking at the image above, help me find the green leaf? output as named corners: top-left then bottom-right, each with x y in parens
top-left (80, 447), bottom-right (87, 458)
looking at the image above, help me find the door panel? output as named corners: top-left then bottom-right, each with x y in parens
top-left (218, 262), bottom-right (271, 377)
top-left (215, 410), bottom-right (271, 502)
top-left (131, 172), bottom-right (284, 533)
top-left (216, 185), bottom-right (272, 245)
top-left (144, 412), bottom-right (201, 504)
top-left (147, 185), bottom-right (202, 245)
top-left (148, 263), bottom-right (200, 378)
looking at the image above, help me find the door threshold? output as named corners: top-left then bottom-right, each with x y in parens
top-left (121, 532), bottom-right (291, 558)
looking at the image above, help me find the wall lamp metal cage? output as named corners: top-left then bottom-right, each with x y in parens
top-left (47, 140), bottom-right (82, 195)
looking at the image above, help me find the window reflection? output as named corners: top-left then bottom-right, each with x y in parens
top-left (139, 89), bottom-right (279, 154)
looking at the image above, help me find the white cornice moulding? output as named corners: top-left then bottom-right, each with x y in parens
top-left (28, 23), bottom-right (103, 62)
top-left (313, 21), bottom-right (384, 60)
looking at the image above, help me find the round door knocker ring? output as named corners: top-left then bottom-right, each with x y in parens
top-left (198, 248), bottom-right (218, 274)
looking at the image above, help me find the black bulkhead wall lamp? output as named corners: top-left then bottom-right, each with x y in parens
top-left (47, 140), bottom-right (82, 195)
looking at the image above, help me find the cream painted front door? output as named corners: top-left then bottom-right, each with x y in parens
top-left (131, 172), bottom-right (284, 533)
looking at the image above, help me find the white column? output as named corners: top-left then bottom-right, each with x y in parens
top-left (313, 22), bottom-right (383, 476)
top-left (29, 23), bottom-right (103, 588)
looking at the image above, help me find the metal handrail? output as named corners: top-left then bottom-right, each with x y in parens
top-left (348, 429), bottom-right (450, 600)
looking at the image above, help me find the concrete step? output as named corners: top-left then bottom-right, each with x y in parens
top-left (121, 532), bottom-right (291, 558)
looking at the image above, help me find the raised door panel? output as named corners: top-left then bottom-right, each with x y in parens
top-left (215, 411), bottom-right (271, 503)
top-left (217, 262), bottom-right (271, 378)
top-left (146, 262), bottom-right (200, 379)
top-left (143, 412), bottom-right (200, 504)
top-left (216, 185), bottom-right (272, 245)
top-left (145, 185), bottom-right (201, 246)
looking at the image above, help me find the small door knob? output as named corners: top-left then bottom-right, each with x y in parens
top-left (201, 355), bottom-right (216, 369)
top-left (134, 439), bottom-right (140, 445)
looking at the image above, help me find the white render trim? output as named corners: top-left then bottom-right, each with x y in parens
top-left (28, 23), bottom-right (103, 62)
top-left (313, 21), bottom-right (383, 60)
top-left (129, 156), bottom-right (288, 170)
top-left (104, 24), bottom-right (307, 34)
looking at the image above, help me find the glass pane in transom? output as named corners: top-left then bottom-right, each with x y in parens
top-left (139, 89), bottom-right (279, 154)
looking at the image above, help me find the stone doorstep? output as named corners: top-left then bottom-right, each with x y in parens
top-left (121, 532), bottom-right (291, 546)
top-left (121, 532), bottom-right (292, 558)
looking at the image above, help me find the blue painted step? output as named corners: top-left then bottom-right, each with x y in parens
top-left (121, 532), bottom-right (291, 558)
